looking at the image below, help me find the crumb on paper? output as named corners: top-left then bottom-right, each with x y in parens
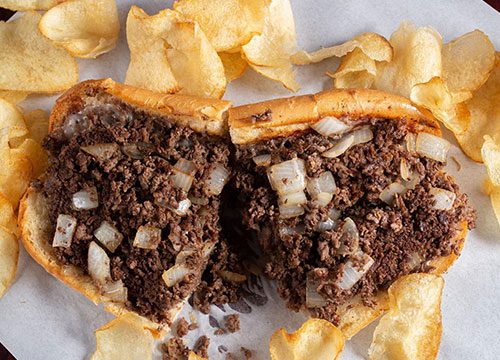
top-left (224, 314), bottom-right (241, 333)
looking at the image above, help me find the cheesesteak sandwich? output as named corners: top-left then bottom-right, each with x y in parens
top-left (228, 89), bottom-right (475, 337)
top-left (19, 79), bottom-right (233, 334)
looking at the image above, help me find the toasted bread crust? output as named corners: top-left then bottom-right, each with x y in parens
top-left (228, 88), bottom-right (440, 144)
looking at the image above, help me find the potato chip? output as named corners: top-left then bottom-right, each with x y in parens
top-left (329, 48), bottom-right (377, 89)
top-left (219, 51), bottom-right (248, 82)
top-left (0, 0), bottom-right (65, 11)
top-left (0, 12), bottom-right (78, 93)
top-left (126, 7), bottom-right (226, 98)
top-left (188, 352), bottom-right (207, 360)
top-left (91, 313), bottom-right (155, 360)
top-left (481, 136), bottom-right (500, 225)
top-left (39, 0), bottom-right (119, 59)
top-left (12, 138), bottom-right (48, 178)
top-left (0, 226), bottom-right (18, 298)
top-left (292, 32), bottom-right (392, 65)
top-left (269, 318), bottom-right (344, 360)
top-left (174, 0), bottom-right (268, 52)
top-left (24, 109), bottom-right (49, 144)
top-left (373, 21), bottom-right (442, 98)
top-left (242, 0), bottom-right (299, 91)
top-left (0, 194), bottom-right (19, 236)
top-left (442, 30), bottom-right (495, 93)
top-left (368, 273), bottom-right (444, 360)
top-left (0, 91), bottom-right (29, 104)
top-left (456, 53), bottom-right (500, 162)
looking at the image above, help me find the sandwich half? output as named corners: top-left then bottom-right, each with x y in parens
top-left (228, 89), bottom-right (475, 338)
top-left (19, 79), bottom-right (232, 335)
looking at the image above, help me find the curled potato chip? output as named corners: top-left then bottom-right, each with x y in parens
top-left (0, 194), bottom-right (19, 236)
top-left (0, 0), bottom-right (65, 11)
top-left (292, 32), bottom-right (392, 65)
top-left (0, 226), bottom-right (19, 298)
top-left (373, 21), bottom-right (442, 98)
top-left (174, 0), bottom-right (268, 52)
top-left (0, 91), bottom-right (29, 105)
top-left (24, 110), bottom-right (49, 144)
top-left (482, 136), bottom-right (500, 225)
top-left (368, 273), bottom-right (444, 360)
top-left (442, 30), bottom-right (495, 93)
top-left (0, 12), bottom-right (78, 93)
top-left (456, 53), bottom-right (500, 162)
top-left (91, 313), bottom-right (155, 360)
top-left (126, 7), bottom-right (226, 98)
top-left (12, 138), bottom-right (48, 178)
top-left (39, 0), bottom-right (120, 59)
top-left (329, 48), bottom-right (377, 89)
top-left (219, 51), bottom-right (249, 82)
top-left (242, 0), bottom-right (299, 91)
top-left (269, 318), bottom-right (344, 360)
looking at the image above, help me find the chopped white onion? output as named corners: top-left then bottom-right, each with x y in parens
top-left (133, 225), bottom-right (162, 249)
top-left (416, 132), bottom-right (450, 162)
top-left (400, 159), bottom-right (412, 182)
top-left (278, 204), bottom-right (305, 219)
top-left (88, 241), bottom-right (111, 284)
top-left (307, 171), bottom-right (336, 197)
top-left (253, 154), bottom-right (272, 167)
top-left (171, 198), bottom-right (191, 216)
top-left (279, 190), bottom-right (307, 206)
top-left (64, 113), bottom-right (88, 138)
top-left (406, 133), bottom-right (417, 153)
top-left (322, 134), bottom-right (354, 158)
top-left (162, 264), bottom-right (190, 287)
top-left (52, 214), bottom-right (77, 248)
top-left (122, 143), bottom-right (153, 159)
top-left (102, 279), bottom-right (128, 302)
top-left (171, 169), bottom-right (194, 192)
top-left (313, 192), bottom-right (333, 207)
top-left (338, 218), bottom-right (360, 255)
top-left (174, 158), bottom-right (196, 175)
top-left (72, 187), bottom-right (99, 210)
top-left (81, 143), bottom-right (118, 161)
top-left (316, 218), bottom-right (337, 232)
top-left (402, 171), bottom-right (420, 190)
top-left (279, 224), bottom-right (305, 237)
top-left (350, 126), bottom-right (374, 146)
top-left (338, 253), bottom-right (374, 290)
top-left (217, 270), bottom-right (247, 283)
top-left (406, 252), bottom-right (422, 271)
top-left (305, 273), bottom-right (327, 308)
top-left (329, 208), bottom-right (341, 221)
top-left (176, 249), bottom-right (196, 264)
top-left (379, 182), bottom-right (406, 204)
top-left (267, 158), bottom-right (306, 195)
top-left (206, 163), bottom-right (230, 195)
top-left (311, 116), bottom-right (351, 137)
top-left (189, 196), bottom-right (208, 205)
top-left (94, 221), bottom-right (123, 253)
top-left (430, 187), bottom-right (456, 210)
top-left (202, 241), bottom-right (216, 258)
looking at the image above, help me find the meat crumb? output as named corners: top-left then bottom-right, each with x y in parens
top-left (162, 337), bottom-right (189, 360)
top-left (224, 314), bottom-right (240, 333)
top-left (194, 335), bottom-right (210, 358)
top-left (175, 317), bottom-right (189, 337)
top-left (214, 328), bottom-right (226, 335)
top-left (241, 347), bottom-right (252, 359)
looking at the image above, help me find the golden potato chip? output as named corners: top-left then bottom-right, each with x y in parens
top-left (329, 48), bottom-right (377, 89)
top-left (368, 273), bottom-right (444, 360)
top-left (0, 91), bottom-right (29, 104)
top-left (269, 318), bottom-right (344, 360)
top-left (188, 352), bottom-right (207, 360)
top-left (0, 98), bottom-right (28, 131)
top-left (0, 194), bottom-right (19, 236)
top-left (0, 0), bottom-right (65, 11)
top-left (12, 138), bottom-right (48, 178)
top-left (373, 21), bottom-right (442, 98)
top-left (292, 32), bottom-right (392, 65)
top-left (0, 138), bottom-right (33, 207)
top-left (91, 313), bottom-right (155, 360)
top-left (482, 136), bottom-right (500, 225)
top-left (0, 226), bottom-right (18, 298)
top-left (39, 0), bottom-right (119, 59)
top-left (242, 0), bottom-right (299, 91)
top-left (442, 30), bottom-right (495, 93)
top-left (24, 109), bottom-right (49, 144)
top-left (174, 0), bottom-right (268, 52)
top-left (456, 53), bottom-right (500, 161)
top-left (126, 7), bottom-right (226, 98)
top-left (219, 51), bottom-right (248, 82)
top-left (0, 12), bottom-right (78, 93)
top-left (410, 77), bottom-right (471, 134)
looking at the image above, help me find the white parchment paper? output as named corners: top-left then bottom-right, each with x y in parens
top-left (0, 1), bottom-right (499, 359)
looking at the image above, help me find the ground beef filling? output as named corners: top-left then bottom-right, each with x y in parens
top-left (233, 118), bottom-right (476, 324)
top-left (40, 91), bottom-right (231, 324)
